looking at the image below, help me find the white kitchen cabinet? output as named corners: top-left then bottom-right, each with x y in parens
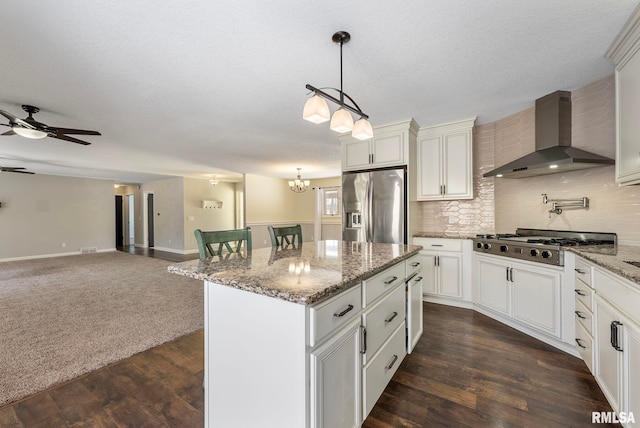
top-left (310, 318), bottom-right (361, 428)
top-left (573, 256), bottom-right (595, 372)
top-left (474, 253), bottom-right (562, 340)
top-left (416, 117), bottom-right (475, 200)
top-left (606, 6), bottom-right (640, 186)
top-left (593, 266), bottom-right (640, 426)
top-left (341, 119), bottom-right (418, 171)
top-left (405, 254), bottom-right (423, 353)
top-left (413, 238), bottom-right (472, 306)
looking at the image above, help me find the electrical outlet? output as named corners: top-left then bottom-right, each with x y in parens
top-left (61, 243), bottom-right (66, 248)
top-left (188, 216), bottom-right (195, 221)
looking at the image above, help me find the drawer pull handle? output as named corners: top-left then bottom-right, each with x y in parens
top-left (385, 354), bottom-right (399, 370)
top-left (333, 304), bottom-right (354, 318)
top-left (385, 311), bottom-right (398, 324)
top-left (430, 244), bottom-right (444, 247)
top-left (410, 262), bottom-right (421, 267)
top-left (360, 325), bottom-right (367, 354)
top-left (384, 276), bottom-right (398, 285)
top-left (574, 289), bottom-right (587, 296)
top-left (414, 276), bottom-right (422, 282)
top-left (575, 311), bottom-right (587, 320)
top-left (575, 268), bottom-right (586, 274)
top-left (575, 338), bottom-right (587, 349)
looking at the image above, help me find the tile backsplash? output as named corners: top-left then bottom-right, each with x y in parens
top-left (416, 75), bottom-right (640, 246)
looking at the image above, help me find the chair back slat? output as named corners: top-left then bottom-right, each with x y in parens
top-left (194, 227), bottom-right (252, 259)
top-left (267, 224), bottom-right (302, 248)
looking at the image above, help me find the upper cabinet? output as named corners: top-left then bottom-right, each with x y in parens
top-left (341, 119), bottom-right (418, 171)
top-left (416, 117), bottom-right (476, 200)
top-left (607, 5), bottom-right (640, 186)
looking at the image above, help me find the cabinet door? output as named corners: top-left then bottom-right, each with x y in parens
top-left (416, 135), bottom-right (443, 200)
top-left (511, 263), bottom-right (561, 338)
top-left (475, 256), bottom-right (510, 315)
top-left (617, 52), bottom-right (640, 185)
top-left (310, 319), bottom-right (361, 428)
top-left (372, 133), bottom-right (404, 167)
top-left (420, 253), bottom-right (437, 294)
top-left (343, 140), bottom-right (371, 171)
top-left (438, 253), bottom-right (462, 298)
top-left (407, 274), bottom-right (423, 353)
top-left (625, 319), bottom-right (640, 418)
top-left (596, 296), bottom-right (623, 412)
top-left (442, 130), bottom-right (472, 199)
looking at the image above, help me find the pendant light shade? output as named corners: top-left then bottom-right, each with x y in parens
top-left (330, 108), bottom-right (354, 133)
top-left (303, 31), bottom-right (373, 139)
top-left (352, 118), bottom-right (373, 140)
top-left (303, 95), bottom-right (330, 124)
top-left (13, 127), bottom-right (47, 139)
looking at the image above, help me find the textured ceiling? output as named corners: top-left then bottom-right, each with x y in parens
top-left (0, 0), bottom-right (638, 183)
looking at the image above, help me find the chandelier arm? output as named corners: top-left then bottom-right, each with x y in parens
top-left (305, 84), bottom-right (369, 120)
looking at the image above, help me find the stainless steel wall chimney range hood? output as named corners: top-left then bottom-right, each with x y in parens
top-left (483, 91), bottom-right (614, 178)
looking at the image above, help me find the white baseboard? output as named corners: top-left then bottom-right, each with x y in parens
top-left (423, 295), bottom-right (474, 309)
top-left (150, 246), bottom-right (199, 255)
top-left (0, 248), bottom-right (116, 263)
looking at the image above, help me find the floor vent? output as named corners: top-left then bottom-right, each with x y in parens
top-left (80, 247), bottom-right (98, 254)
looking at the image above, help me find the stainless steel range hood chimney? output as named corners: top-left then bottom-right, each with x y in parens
top-left (483, 90), bottom-right (614, 178)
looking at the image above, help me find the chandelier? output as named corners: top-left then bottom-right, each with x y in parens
top-left (209, 175), bottom-right (219, 186)
top-left (289, 168), bottom-right (310, 193)
top-left (303, 31), bottom-right (373, 140)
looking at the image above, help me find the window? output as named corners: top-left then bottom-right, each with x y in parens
top-left (322, 187), bottom-right (340, 216)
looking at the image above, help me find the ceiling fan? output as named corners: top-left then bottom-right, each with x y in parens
top-left (0, 166), bottom-right (35, 174)
top-left (0, 105), bottom-right (100, 145)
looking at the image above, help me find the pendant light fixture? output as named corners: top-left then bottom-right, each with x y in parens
top-left (303, 31), bottom-right (373, 140)
top-left (289, 168), bottom-right (310, 193)
top-left (209, 175), bottom-right (219, 186)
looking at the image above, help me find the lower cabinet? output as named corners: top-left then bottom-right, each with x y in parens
top-left (593, 266), bottom-right (640, 426)
top-left (413, 238), bottom-right (471, 304)
top-left (474, 254), bottom-right (562, 340)
top-left (310, 319), bottom-right (362, 428)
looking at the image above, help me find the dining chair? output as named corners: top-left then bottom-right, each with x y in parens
top-left (194, 227), bottom-right (252, 259)
top-left (267, 224), bottom-right (302, 248)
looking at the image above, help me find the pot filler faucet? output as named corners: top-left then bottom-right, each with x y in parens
top-left (542, 193), bottom-right (589, 218)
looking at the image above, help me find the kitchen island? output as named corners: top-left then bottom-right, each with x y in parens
top-left (169, 240), bottom-right (423, 428)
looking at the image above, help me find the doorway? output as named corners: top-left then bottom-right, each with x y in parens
top-left (115, 195), bottom-right (124, 247)
top-left (144, 192), bottom-right (155, 248)
top-left (126, 194), bottom-right (135, 246)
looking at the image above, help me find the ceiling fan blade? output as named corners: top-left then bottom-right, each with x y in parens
top-left (0, 109), bottom-right (19, 122)
top-left (46, 127), bottom-right (101, 136)
top-left (50, 133), bottom-right (92, 145)
top-left (10, 169), bottom-right (36, 174)
top-left (1, 129), bottom-right (16, 136)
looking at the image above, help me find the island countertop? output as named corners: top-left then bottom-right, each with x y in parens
top-left (168, 240), bottom-right (422, 305)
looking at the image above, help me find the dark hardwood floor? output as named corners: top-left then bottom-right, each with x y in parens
top-left (0, 247), bottom-right (617, 426)
top-left (116, 245), bottom-right (201, 263)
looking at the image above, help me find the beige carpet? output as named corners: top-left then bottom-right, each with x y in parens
top-left (0, 251), bottom-right (203, 406)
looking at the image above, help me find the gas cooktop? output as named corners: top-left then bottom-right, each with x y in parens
top-left (473, 228), bottom-right (617, 266)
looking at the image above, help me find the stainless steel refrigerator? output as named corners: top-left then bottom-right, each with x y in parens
top-left (342, 167), bottom-right (406, 244)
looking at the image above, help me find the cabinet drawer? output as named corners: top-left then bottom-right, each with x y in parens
top-left (362, 284), bottom-right (405, 364)
top-left (309, 284), bottom-right (362, 347)
top-left (363, 263), bottom-right (405, 307)
top-left (405, 255), bottom-right (422, 278)
top-left (594, 268), bottom-right (640, 326)
top-left (574, 299), bottom-right (594, 336)
top-left (574, 258), bottom-right (592, 287)
top-left (574, 281), bottom-right (593, 311)
top-left (413, 238), bottom-right (462, 252)
top-left (362, 322), bottom-right (406, 419)
top-left (575, 320), bottom-right (594, 374)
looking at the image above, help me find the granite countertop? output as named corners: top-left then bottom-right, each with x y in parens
top-left (168, 241), bottom-right (422, 305)
top-left (413, 232), bottom-right (476, 240)
top-left (566, 245), bottom-right (640, 286)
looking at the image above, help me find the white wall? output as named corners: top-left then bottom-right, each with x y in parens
top-left (0, 173), bottom-right (115, 260)
top-left (140, 177), bottom-right (185, 252)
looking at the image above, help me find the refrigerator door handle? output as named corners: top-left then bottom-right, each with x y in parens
top-left (367, 176), bottom-right (374, 242)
